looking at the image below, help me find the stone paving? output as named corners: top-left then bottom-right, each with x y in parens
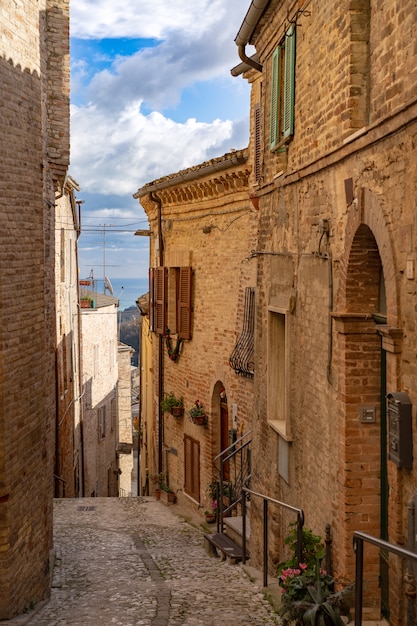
top-left (6, 497), bottom-right (281, 626)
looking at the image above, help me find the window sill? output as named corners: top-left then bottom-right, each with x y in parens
top-left (268, 420), bottom-right (292, 442)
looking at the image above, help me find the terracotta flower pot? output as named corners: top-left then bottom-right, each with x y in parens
top-left (192, 414), bottom-right (207, 426)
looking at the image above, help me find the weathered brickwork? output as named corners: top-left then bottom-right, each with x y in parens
top-left (239, 0), bottom-right (417, 621)
top-left (0, 1), bottom-right (69, 617)
top-left (136, 151), bottom-right (258, 513)
top-left (55, 178), bottom-right (82, 499)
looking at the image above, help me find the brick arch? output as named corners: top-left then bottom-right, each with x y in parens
top-left (337, 187), bottom-right (399, 324)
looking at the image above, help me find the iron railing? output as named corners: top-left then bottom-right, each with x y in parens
top-left (242, 487), bottom-right (304, 587)
top-left (353, 531), bottom-right (417, 626)
top-left (213, 429), bottom-right (252, 531)
top-left (53, 474), bottom-right (66, 498)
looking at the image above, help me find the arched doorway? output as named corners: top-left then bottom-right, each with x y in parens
top-left (334, 205), bottom-right (399, 619)
top-left (211, 381), bottom-right (230, 481)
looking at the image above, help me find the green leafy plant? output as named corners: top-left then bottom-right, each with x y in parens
top-left (160, 392), bottom-right (184, 414)
top-left (188, 400), bottom-right (206, 418)
top-left (150, 472), bottom-right (165, 488)
top-left (277, 525), bottom-right (353, 625)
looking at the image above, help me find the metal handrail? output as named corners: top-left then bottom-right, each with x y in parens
top-left (53, 474), bottom-right (66, 498)
top-left (213, 430), bottom-right (252, 531)
top-left (353, 531), bottom-right (417, 625)
top-left (242, 486), bottom-right (304, 587)
top-left (213, 429), bottom-right (253, 469)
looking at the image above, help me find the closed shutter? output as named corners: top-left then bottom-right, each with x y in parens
top-left (254, 103), bottom-right (262, 182)
top-left (154, 266), bottom-right (167, 334)
top-left (178, 266), bottom-right (192, 339)
top-left (184, 435), bottom-right (200, 501)
top-left (269, 45), bottom-right (281, 150)
top-left (282, 24), bottom-right (296, 140)
top-left (149, 268), bottom-right (155, 332)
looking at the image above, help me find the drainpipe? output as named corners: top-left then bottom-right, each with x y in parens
top-left (233, 0), bottom-right (271, 73)
top-left (150, 191), bottom-right (164, 477)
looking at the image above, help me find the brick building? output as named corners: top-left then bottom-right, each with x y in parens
top-left (0, 0), bottom-right (70, 618)
top-left (134, 150), bottom-right (257, 513)
top-left (232, 0), bottom-right (417, 621)
top-left (80, 289), bottom-right (120, 497)
top-left (55, 176), bottom-right (82, 498)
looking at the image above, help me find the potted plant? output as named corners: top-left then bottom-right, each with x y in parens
top-left (188, 400), bottom-right (207, 425)
top-left (80, 296), bottom-right (93, 308)
top-left (277, 524), bottom-right (353, 625)
top-left (160, 483), bottom-right (176, 505)
top-left (160, 392), bottom-right (184, 417)
top-left (204, 508), bottom-right (216, 523)
top-left (150, 472), bottom-right (164, 500)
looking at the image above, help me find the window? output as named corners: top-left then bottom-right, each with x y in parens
top-left (229, 287), bottom-right (255, 378)
top-left (270, 24), bottom-right (296, 151)
top-left (184, 435), bottom-right (200, 501)
top-left (267, 310), bottom-right (289, 435)
top-left (150, 266), bottom-right (192, 339)
top-left (110, 397), bottom-right (117, 433)
top-left (98, 406), bottom-right (106, 440)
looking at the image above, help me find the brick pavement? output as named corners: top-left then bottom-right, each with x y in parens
top-left (3, 497), bottom-right (280, 626)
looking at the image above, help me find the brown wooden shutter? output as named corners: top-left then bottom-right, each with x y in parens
top-left (149, 267), bottom-right (155, 332)
top-left (154, 266), bottom-right (167, 334)
top-left (178, 266), bottom-right (192, 339)
top-left (184, 434), bottom-right (200, 501)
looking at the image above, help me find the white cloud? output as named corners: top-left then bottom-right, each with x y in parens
top-left (70, 0), bottom-right (250, 209)
top-left (71, 0), bottom-right (241, 40)
top-left (70, 102), bottom-right (244, 195)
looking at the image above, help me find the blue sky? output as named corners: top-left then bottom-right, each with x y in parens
top-left (70, 1), bottom-right (252, 282)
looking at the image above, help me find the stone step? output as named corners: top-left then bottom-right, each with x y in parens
top-left (223, 515), bottom-right (250, 547)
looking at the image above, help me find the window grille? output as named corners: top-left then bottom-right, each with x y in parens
top-left (229, 287), bottom-right (255, 378)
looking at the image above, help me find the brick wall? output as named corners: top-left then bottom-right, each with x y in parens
top-left (138, 152), bottom-right (257, 512)
top-left (0, 0), bottom-right (69, 618)
top-left (240, 0), bottom-right (417, 619)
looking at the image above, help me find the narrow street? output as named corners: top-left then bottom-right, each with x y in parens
top-left (7, 497), bottom-right (280, 626)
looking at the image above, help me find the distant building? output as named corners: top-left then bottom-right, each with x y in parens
top-left (117, 342), bottom-right (134, 496)
top-left (55, 176), bottom-right (82, 498)
top-left (0, 0), bottom-right (70, 618)
top-left (80, 289), bottom-right (120, 497)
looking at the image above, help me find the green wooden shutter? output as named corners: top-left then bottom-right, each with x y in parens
top-left (178, 266), bottom-right (192, 340)
top-left (254, 103), bottom-right (262, 182)
top-left (154, 266), bottom-right (166, 335)
top-left (269, 45), bottom-right (281, 150)
top-left (282, 24), bottom-right (296, 140)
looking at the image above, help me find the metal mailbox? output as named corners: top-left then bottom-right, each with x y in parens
top-left (387, 391), bottom-right (412, 469)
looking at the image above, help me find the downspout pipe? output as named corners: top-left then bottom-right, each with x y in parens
top-left (150, 191), bottom-right (164, 477)
top-left (234, 0), bottom-right (271, 73)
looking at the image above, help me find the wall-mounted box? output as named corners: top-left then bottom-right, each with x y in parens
top-left (387, 391), bottom-right (412, 469)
